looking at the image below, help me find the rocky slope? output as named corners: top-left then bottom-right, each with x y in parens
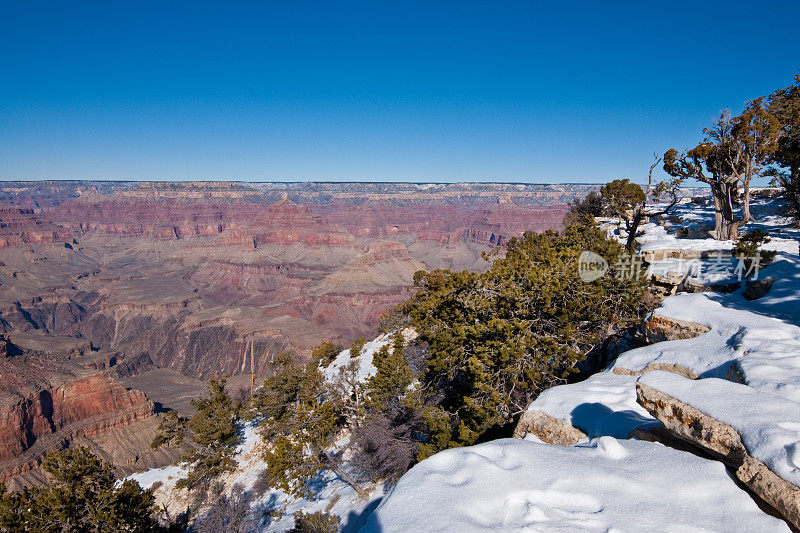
top-left (0, 336), bottom-right (172, 489)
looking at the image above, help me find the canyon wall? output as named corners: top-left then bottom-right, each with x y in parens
top-left (0, 339), bottom-right (163, 486)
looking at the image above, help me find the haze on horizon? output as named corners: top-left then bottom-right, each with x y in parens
top-left (1, 1), bottom-right (798, 184)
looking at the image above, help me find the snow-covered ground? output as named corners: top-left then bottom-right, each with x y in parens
top-left (527, 372), bottom-right (659, 439)
top-left (362, 437), bottom-right (790, 532)
top-left (322, 327), bottom-right (417, 384)
top-left (129, 418), bottom-right (384, 532)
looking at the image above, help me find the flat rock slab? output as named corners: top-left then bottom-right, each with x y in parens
top-left (637, 371), bottom-right (800, 529)
top-left (641, 313), bottom-right (710, 344)
top-left (512, 410), bottom-right (586, 444)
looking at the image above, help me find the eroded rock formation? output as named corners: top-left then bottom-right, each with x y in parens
top-left (0, 351), bottom-right (163, 486)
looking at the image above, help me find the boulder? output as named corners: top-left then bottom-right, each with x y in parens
top-left (613, 363), bottom-right (698, 379)
top-left (643, 314), bottom-right (707, 344)
top-left (512, 410), bottom-right (586, 445)
top-left (744, 276), bottom-right (776, 301)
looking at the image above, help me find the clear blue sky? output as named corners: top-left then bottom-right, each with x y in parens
top-left (1, 1), bottom-right (798, 183)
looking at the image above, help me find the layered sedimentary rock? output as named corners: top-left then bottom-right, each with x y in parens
top-left (0, 349), bottom-right (159, 484)
top-left (0, 181), bottom-right (574, 399)
top-left (0, 207), bottom-right (73, 248)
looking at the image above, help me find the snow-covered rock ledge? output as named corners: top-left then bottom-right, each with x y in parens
top-left (637, 371), bottom-right (800, 529)
top-left (362, 437), bottom-right (790, 532)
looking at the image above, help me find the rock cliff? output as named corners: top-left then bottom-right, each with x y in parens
top-left (0, 349), bottom-right (163, 486)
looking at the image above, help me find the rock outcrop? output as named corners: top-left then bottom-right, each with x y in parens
top-left (0, 352), bottom-right (160, 485)
top-left (641, 314), bottom-right (711, 344)
top-left (744, 276), bottom-right (776, 301)
top-left (0, 207), bottom-right (73, 248)
top-left (636, 374), bottom-right (800, 529)
top-left (612, 363), bottom-right (698, 379)
top-left (512, 410), bottom-right (586, 444)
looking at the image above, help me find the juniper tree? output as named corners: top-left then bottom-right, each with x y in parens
top-left (563, 190), bottom-right (603, 227)
top-left (664, 101), bottom-right (780, 239)
top-left (766, 73), bottom-right (800, 222)
top-left (312, 341), bottom-right (343, 368)
top-left (349, 333), bottom-right (422, 482)
top-left (152, 377), bottom-right (240, 491)
top-left (365, 333), bottom-right (414, 411)
top-left (349, 337), bottom-right (367, 358)
top-left (254, 354), bottom-right (364, 499)
top-left (399, 218), bottom-right (651, 458)
top-left (0, 447), bottom-right (158, 532)
top-left (600, 156), bottom-right (683, 252)
top-left (150, 410), bottom-right (187, 450)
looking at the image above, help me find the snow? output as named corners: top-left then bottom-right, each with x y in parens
top-left (611, 294), bottom-right (746, 378)
top-left (640, 236), bottom-right (798, 254)
top-left (128, 419), bottom-right (384, 532)
top-left (129, 463), bottom-right (188, 491)
top-left (527, 372), bottom-right (660, 439)
top-left (610, 289), bottom-right (800, 403)
top-left (322, 328), bottom-right (417, 384)
top-left (322, 334), bottom-right (388, 383)
top-left (639, 371), bottom-right (800, 488)
top-left (362, 438), bottom-right (790, 532)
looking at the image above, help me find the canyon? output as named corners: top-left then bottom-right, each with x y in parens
top-left (0, 180), bottom-right (585, 485)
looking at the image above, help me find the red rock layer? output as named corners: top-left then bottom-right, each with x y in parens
top-left (48, 198), bottom-right (263, 239)
top-left (0, 372), bottom-right (155, 480)
top-left (0, 207), bottom-right (72, 248)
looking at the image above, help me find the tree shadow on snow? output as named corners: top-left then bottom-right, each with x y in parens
top-left (341, 496), bottom-right (383, 533)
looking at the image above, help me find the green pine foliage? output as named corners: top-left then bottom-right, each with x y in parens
top-left (312, 341), bottom-right (343, 368)
top-left (0, 447), bottom-right (158, 532)
top-left (253, 354), bottom-right (359, 499)
top-left (562, 190), bottom-right (602, 226)
top-left (733, 229), bottom-right (777, 271)
top-left (365, 333), bottom-right (414, 410)
top-left (248, 352), bottom-right (307, 424)
top-left (152, 377), bottom-right (240, 491)
top-left (348, 338), bottom-right (367, 358)
top-left (399, 218), bottom-right (651, 458)
top-left (150, 410), bottom-right (187, 450)
top-left (178, 378), bottom-right (239, 490)
top-left (766, 73), bottom-right (800, 222)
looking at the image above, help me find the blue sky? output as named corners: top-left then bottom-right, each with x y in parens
top-left (1, 1), bottom-right (798, 183)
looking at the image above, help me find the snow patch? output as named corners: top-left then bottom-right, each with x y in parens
top-left (363, 438), bottom-right (790, 532)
